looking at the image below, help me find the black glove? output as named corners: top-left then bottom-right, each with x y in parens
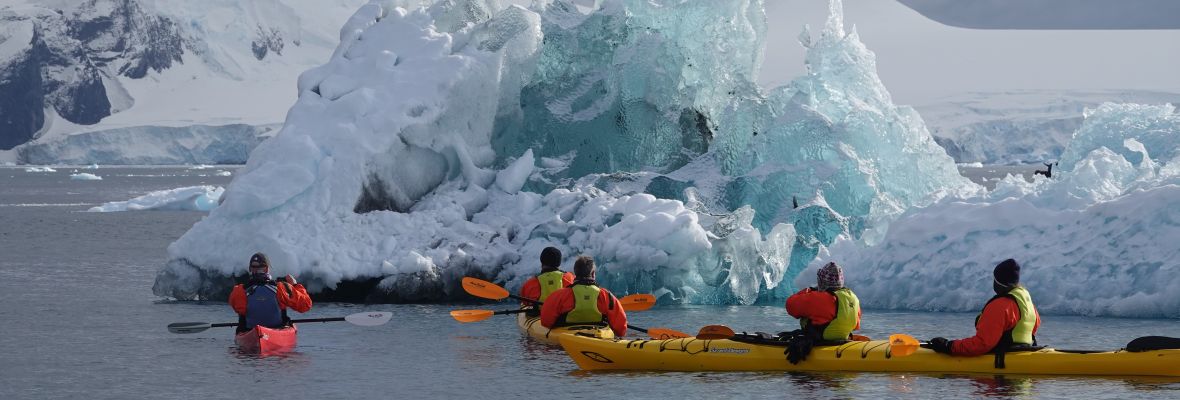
top-left (786, 335), bottom-right (814, 365)
top-left (929, 337), bottom-right (954, 354)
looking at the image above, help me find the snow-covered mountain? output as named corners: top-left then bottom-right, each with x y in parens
top-left (916, 90), bottom-right (1180, 164)
top-left (0, 0), bottom-right (365, 164)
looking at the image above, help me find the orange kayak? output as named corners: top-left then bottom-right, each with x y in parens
top-left (234, 324), bottom-right (297, 354)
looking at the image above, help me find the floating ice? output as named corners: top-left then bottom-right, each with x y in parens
top-left (812, 101), bottom-right (1180, 318)
top-left (214, 170), bottom-right (232, 177)
top-left (70, 173), bottom-right (102, 181)
top-left (89, 186), bottom-right (225, 212)
top-left (155, 0), bottom-right (976, 304)
top-left (25, 167), bottom-right (57, 172)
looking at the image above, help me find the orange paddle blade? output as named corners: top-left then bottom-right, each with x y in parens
top-left (450, 309), bottom-right (495, 323)
top-left (462, 277), bottom-right (510, 300)
top-left (696, 325), bottom-right (736, 340)
top-left (647, 328), bottom-right (691, 339)
top-left (889, 333), bottom-right (921, 357)
top-left (619, 294), bottom-right (657, 312)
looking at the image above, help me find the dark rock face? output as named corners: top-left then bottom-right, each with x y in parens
top-left (0, 0), bottom-right (186, 149)
top-left (0, 27), bottom-right (45, 150)
top-left (251, 25), bottom-right (284, 60)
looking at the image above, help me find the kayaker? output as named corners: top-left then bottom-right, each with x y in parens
top-left (519, 246), bottom-right (574, 308)
top-left (229, 253), bottom-right (313, 331)
top-left (928, 259), bottom-right (1041, 358)
top-left (783, 262), bottom-right (861, 364)
top-left (540, 255), bottom-right (628, 337)
top-left (786, 261), bottom-right (862, 341)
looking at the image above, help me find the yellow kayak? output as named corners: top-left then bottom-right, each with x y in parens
top-left (516, 310), bottom-right (614, 346)
top-left (558, 334), bottom-right (1180, 377)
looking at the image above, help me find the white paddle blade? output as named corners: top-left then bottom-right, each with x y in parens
top-left (345, 311), bottom-right (393, 327)
top-left (168, 322), bottom-right (212, 334)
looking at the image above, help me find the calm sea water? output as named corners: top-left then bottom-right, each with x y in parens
top-left (1, 166), bottom-right (1177, 399)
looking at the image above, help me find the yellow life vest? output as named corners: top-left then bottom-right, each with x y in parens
top-left (565, 284), bottom-right (604, 324)
top-left (977, 286), bottom-right (1037, 346)
top-left (824, 288), bottom-right (860, 341)
top-left (537, 270), bottom-right (565, 302)
top-left (797, 288), bottom-right (860, 341)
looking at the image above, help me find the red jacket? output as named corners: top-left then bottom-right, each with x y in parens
top-left (950, 297), bottom-right (1041, 356)
top-left (229, 281), bottom-right (313, 315)
top-left (519, 271), bottom-right (575, 306)
top-left (540, 285), bottom-right (628, 337)
top-left (785, 288), bottom-right (861, 329)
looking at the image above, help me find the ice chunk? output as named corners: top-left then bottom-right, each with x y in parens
top-left (70, 173), bottom-right (102, 181)
top-left (1061, 103), bottom-right (1179, 169)
top-left (815, 102), bottom-right (1180, 317)
top-left (89, 186), bottom-right (224, 212)
top-left (24, 167), bottom-right (57, 172)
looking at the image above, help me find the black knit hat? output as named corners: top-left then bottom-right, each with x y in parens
top-left (540, 247), bottom-right (562, 268)
top-left (249, 253), bottom-right (270, 273)
top-left (994, 259), bottom-right (1020, 286)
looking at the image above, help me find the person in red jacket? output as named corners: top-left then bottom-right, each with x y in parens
top-left (785, 262), bottom-right (862, 342)
top-left (929, 259), bottom-right (1041, 357)
top-left (229, 253), bottom-right (313, 332)
top-left (519, 247), bottom-right (574, 308)
top-left (540, 255), bottom-right (627, 337)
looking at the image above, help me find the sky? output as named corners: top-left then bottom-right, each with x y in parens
top-left (758, 0), bottom-right (1180, 104)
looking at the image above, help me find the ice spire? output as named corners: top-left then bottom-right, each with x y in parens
top-left (824, 0), bottom-right (845, 38)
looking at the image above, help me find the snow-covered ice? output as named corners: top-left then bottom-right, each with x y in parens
top-left (70, 173), bottom-right (102, 180)
top-left (89, 186), bottom-right (224, 212)
top-left (810, 101), bottom-right (1180, 318)
top-left (24, 166), bottom-right (56, 172)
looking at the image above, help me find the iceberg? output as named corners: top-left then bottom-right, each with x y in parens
top-left (154, 0), bottom-right (977, 304)
top-left (811, 102), bottom-right (1180, 318)
top-left (24, 166), bottom-right (56, 172)
top-left (70, 173), bottom-right (102, 181)
top-left (89, 186), bottom-right (224, 212)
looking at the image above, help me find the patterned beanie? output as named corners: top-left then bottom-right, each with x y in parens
top-left (817, 262), bottom-right (844, 290)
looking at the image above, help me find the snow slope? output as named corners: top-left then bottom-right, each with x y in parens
top-left (0, 0), bottom-right (365, 164)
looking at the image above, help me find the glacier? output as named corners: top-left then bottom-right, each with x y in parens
top-left (918, 90), bottom-right (1180, 165)
top-left (810, 102), bottom-right (1180, 318)
top-left (154, 0), bottom-right (978, 304)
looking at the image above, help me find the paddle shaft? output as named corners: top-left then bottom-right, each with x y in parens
top-left (211, 317), bottom-right (347, 328)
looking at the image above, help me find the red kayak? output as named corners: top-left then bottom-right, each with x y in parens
top-left (234, 324), bottom-right (298, 354)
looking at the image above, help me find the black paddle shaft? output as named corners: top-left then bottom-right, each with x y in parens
top-left (209, 317), bottom-right (346, 328)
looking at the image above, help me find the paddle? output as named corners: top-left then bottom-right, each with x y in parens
top-left (167, 311), bottom-right (393, 334)
top-left (459, 277), bottom-right (688, 339)
top-left (450, 308), bottom-right (530, 323)
top-left (696, 324), bottom-right (736, 340)
top-left (451, 292), bottom-right (656, 323)
top-left (888, 333), bottom-right (922, 357)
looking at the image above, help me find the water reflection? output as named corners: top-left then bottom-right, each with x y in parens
top-left (966, 375), bottom-right (1033, 398)
top-left (786, 372), bottom-right (858, 397)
